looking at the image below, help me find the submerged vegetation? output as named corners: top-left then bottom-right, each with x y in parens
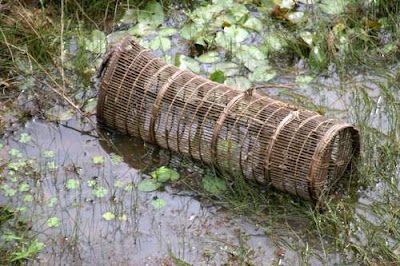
top-left (0, 0), bottom-right (399, 264)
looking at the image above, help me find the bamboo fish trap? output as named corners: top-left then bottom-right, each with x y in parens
top-left (97, 37), bottom-right (360, 201)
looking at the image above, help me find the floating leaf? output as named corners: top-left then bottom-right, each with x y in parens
top-left (8, 161), bottom-right (27, 171)
top-left (225, 76), bottom-right (252, 90)
top-left (197, 51), bottom-right (220, 64)
top-left (215, 25), bottom-right (249, 51)
top-left (83, 99), bottom-right (97, 113)
top-left (159, 27), bottom-right (177, 37)
top-left (22, 194), bottom-right (33, 202)
top-left (44, 150), bottom-right (55, 158)
top-left (210, 70), bottom-right (226, 83)
top-left (180, 23), bottom-right (202, 40)
top-left (128, 23), bottom-right (153, 36)
top-left (249, 65), bottom-right (277, 82)
top-left (48, 197), bottom-right (57, 207)
top-left (2, 185), bottom-right (17, 197)
top-left (102, 212), bottom-right (115, 221)
top-left (235, 45), bottom-right (266, 71)
top-left (202, 176), bottom-right (227, 194)
top-left (18, 183), bottom-right (30, 192)
top-left (296, 75), bottom-right (314, 85)
top-left (47, 217), bottom-right (60, 228)
top-left (242, 17), bottom-right (263, 32)
top-left (287, 12), bottom-right (305, 24)
top-left (110, 153), bottom-right (123, 165)
top-left (85, 30), bottom-right (107, 54)
top-left (118, 214), bottom-right (128, 221)
top-left (263, 34), bottom-right (286, 52)
top-left (65, 179), bottom-right (80, 190)
top-left (47, 161), bottom-right (58, 170)
top-left (138, 179), bottom-right (161, 192)
top-left (300, 31), bottom-right (315, 47)
top-left (92, 186), bottom-right (108, 198)
top-left (151, 166), bottom-right (180, 183)
top-left (213, 62), bottom-right (240, 77)
top-left (114, 180), bottom-right (124, 188)
top-left (19, 133), bottom-right (31, 144)
top-left (152, 198), bottom-right (167, 209)
top-left (149, 36), bottom-right (171, 51)
top-left (87, 180), bottom-right (97, 187)
top-left (9, 148), bottom-right (22, 158)
top-left (93, 156), bottom-right (105, 165)
top-left (229, 4), bottom-right (249, 21)
top-left (120, 9), bottom-right (138, 24)
top-left (278, 0), bottom-right (296, 9)
top-left (177, 55), bottom-right (201, 74)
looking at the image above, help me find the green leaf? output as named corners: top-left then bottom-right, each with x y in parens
top-left (120, 9), bottom-right (138, 24)
top-left (138, 179), bottom-right (161, 192)
top-left (8, 161), bottom-right (27, 171)
top-left (0, 143), bottom-right (3, 150)
top-left (93, 156), bottom-right (105, 165)
top-left (83, 99), bottom-right (97, 113)
top-left (225, 76), bottom-right (252, 90)
top-left (319, 0), bottom-right (348, 15)
top-left (242, 17), bottom-right (263, 32)
top-left (128, 23), bottom-right (154, 36)
top-left (48, 197), bottom-right (57, 207)
top-left (47, 161), bottom-right (58, 170)
top-left (102, 212), bottom-right (115, 221)
top-left (263, 34), bottom-right (286, 52)
top-left (152, 198), bottom-right (167, 209)
top-left (210, 70), bottom-right (226, 83)
top-left (124, 183), bottom-right (134, 192)
top-left (287, 12), bottom-right (305, 24)
top-left (215, 25), bottom-right (249, 51)
top-left (197, 51), bottom-right (220, 64)
top-left (278, 0), bottom-right (296, 9)
top-left (18, 183), bottom-right (30, 192)
top-left (22, 194), bottom-right (33, 202)
top-left (110, 153), bottom-right (123, 165)
top-left (213, 62), bottom-right (240, 77)
top-left (87, 180), bottom-right (97, 187)
top-left (137, 1), bottom-right (164, 28)
top-left (47, 217), bottom-right (60, 228)
top-left (300, 31), bottom-right (315, 47)
top-left (2, 185), bottom-right (17, 197)
top-left (151, 166), bottom-right (180, 183)
top-left (202, 176), bottom-right (227, 194)
top-left (235, 45), bottom-right (266, 71)
top-left (177, 55), bottom-right (201, 74)
top-left (159, 27), bottom-right (177, 37)
top-left (149, 36), bottom-right (171, 51)
top-left (44, 150), bottom-right (55, 158)
top-left (118, 214), bottom-right (128, 221)
top-left (11, 239), bottom-right (44, 262)
top-left (65, 179), bottom-right (80, 190)
top-left (249, 65), bottom-right (277, 82)
top-left (9, 148), bottom-right (22, 158)
top-left (180, 23), bottom-right (202, 40)
top-left (92, 186), bottom-right (108, 198)
top-left (114, 180), bottom-right (124, 188)
top-left (85, 30), bottom-right (107, 54)
top-left (309, 46), bottom-right (327, 72)
top-left (229, 4), bottom-right (249, 21)
top-left (296, 75), bottom-right (314, 85)
top-left (19, 133), bottom-right (31, 144)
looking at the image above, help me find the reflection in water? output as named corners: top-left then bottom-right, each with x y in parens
top-left (0, 117), bottom-right (282, 265)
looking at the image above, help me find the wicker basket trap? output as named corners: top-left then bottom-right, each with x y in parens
top-left (97, 37), bottom-right (360, 201)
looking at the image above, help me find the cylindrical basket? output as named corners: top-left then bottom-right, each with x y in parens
top-left (97, 37), bottom-right (360, 201)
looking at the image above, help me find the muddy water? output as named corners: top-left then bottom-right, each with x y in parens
top-left (0, 117), bottom-right (293, 265)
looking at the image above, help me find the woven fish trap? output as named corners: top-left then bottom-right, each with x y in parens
top-left (97, 37), bottom-right (360, 201)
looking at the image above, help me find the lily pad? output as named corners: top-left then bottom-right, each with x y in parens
top-left (213, 62), bottom-right (240, 77)
top-left (225, 76), bottom-right (252, 90)
top-left (93, 156), bottom-right (105, 165)
top-left (149, 36), bottom-right (171, 51)
top-left (300, 31), bottom-right (315, 47)
top-left (47, 217), bottom-right (60, 228)
top-left (102, 212), bottom-right (115, 221)
top-left (151, 166), bottom-right (180, 183)
top-left (242, 17), bottom-right (263, 32)
top-left (180, 23), bottom-right (202, 40)
top-left (92, 186), bottom-right (108, 198)
top-left (65, 179), bottom-right (80, 190)
top-left (83, 99), bottom-right (97, 113)
top-left (177, 55), bottom-right (201, 74)
top-left (138, 179), bottom-right (161, 192)
top-left (152, 198), bottom-right (167, 209)
top-left (19, 133), bottom-right (31, 144)
top-left (110, 153), bottom-right (123, 165)
top-left (202, 176), bottom-right (227, 194)
top-left (215, 25), bottom-right (248, 51)
top-left (235, 45), bottom-right (266, 71)
top-left (85, 30), bottom-right (106, 54)
top-left (137, 1), bottom-right (164, 28)
top-left (210, 70), bottom-right (226, 83)
top-left (197, 51), bottom-right (220, 64)
top-left (249, 65), bottom-right (277, 82)
top-left (159, 27), bottom-right (177, 37)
